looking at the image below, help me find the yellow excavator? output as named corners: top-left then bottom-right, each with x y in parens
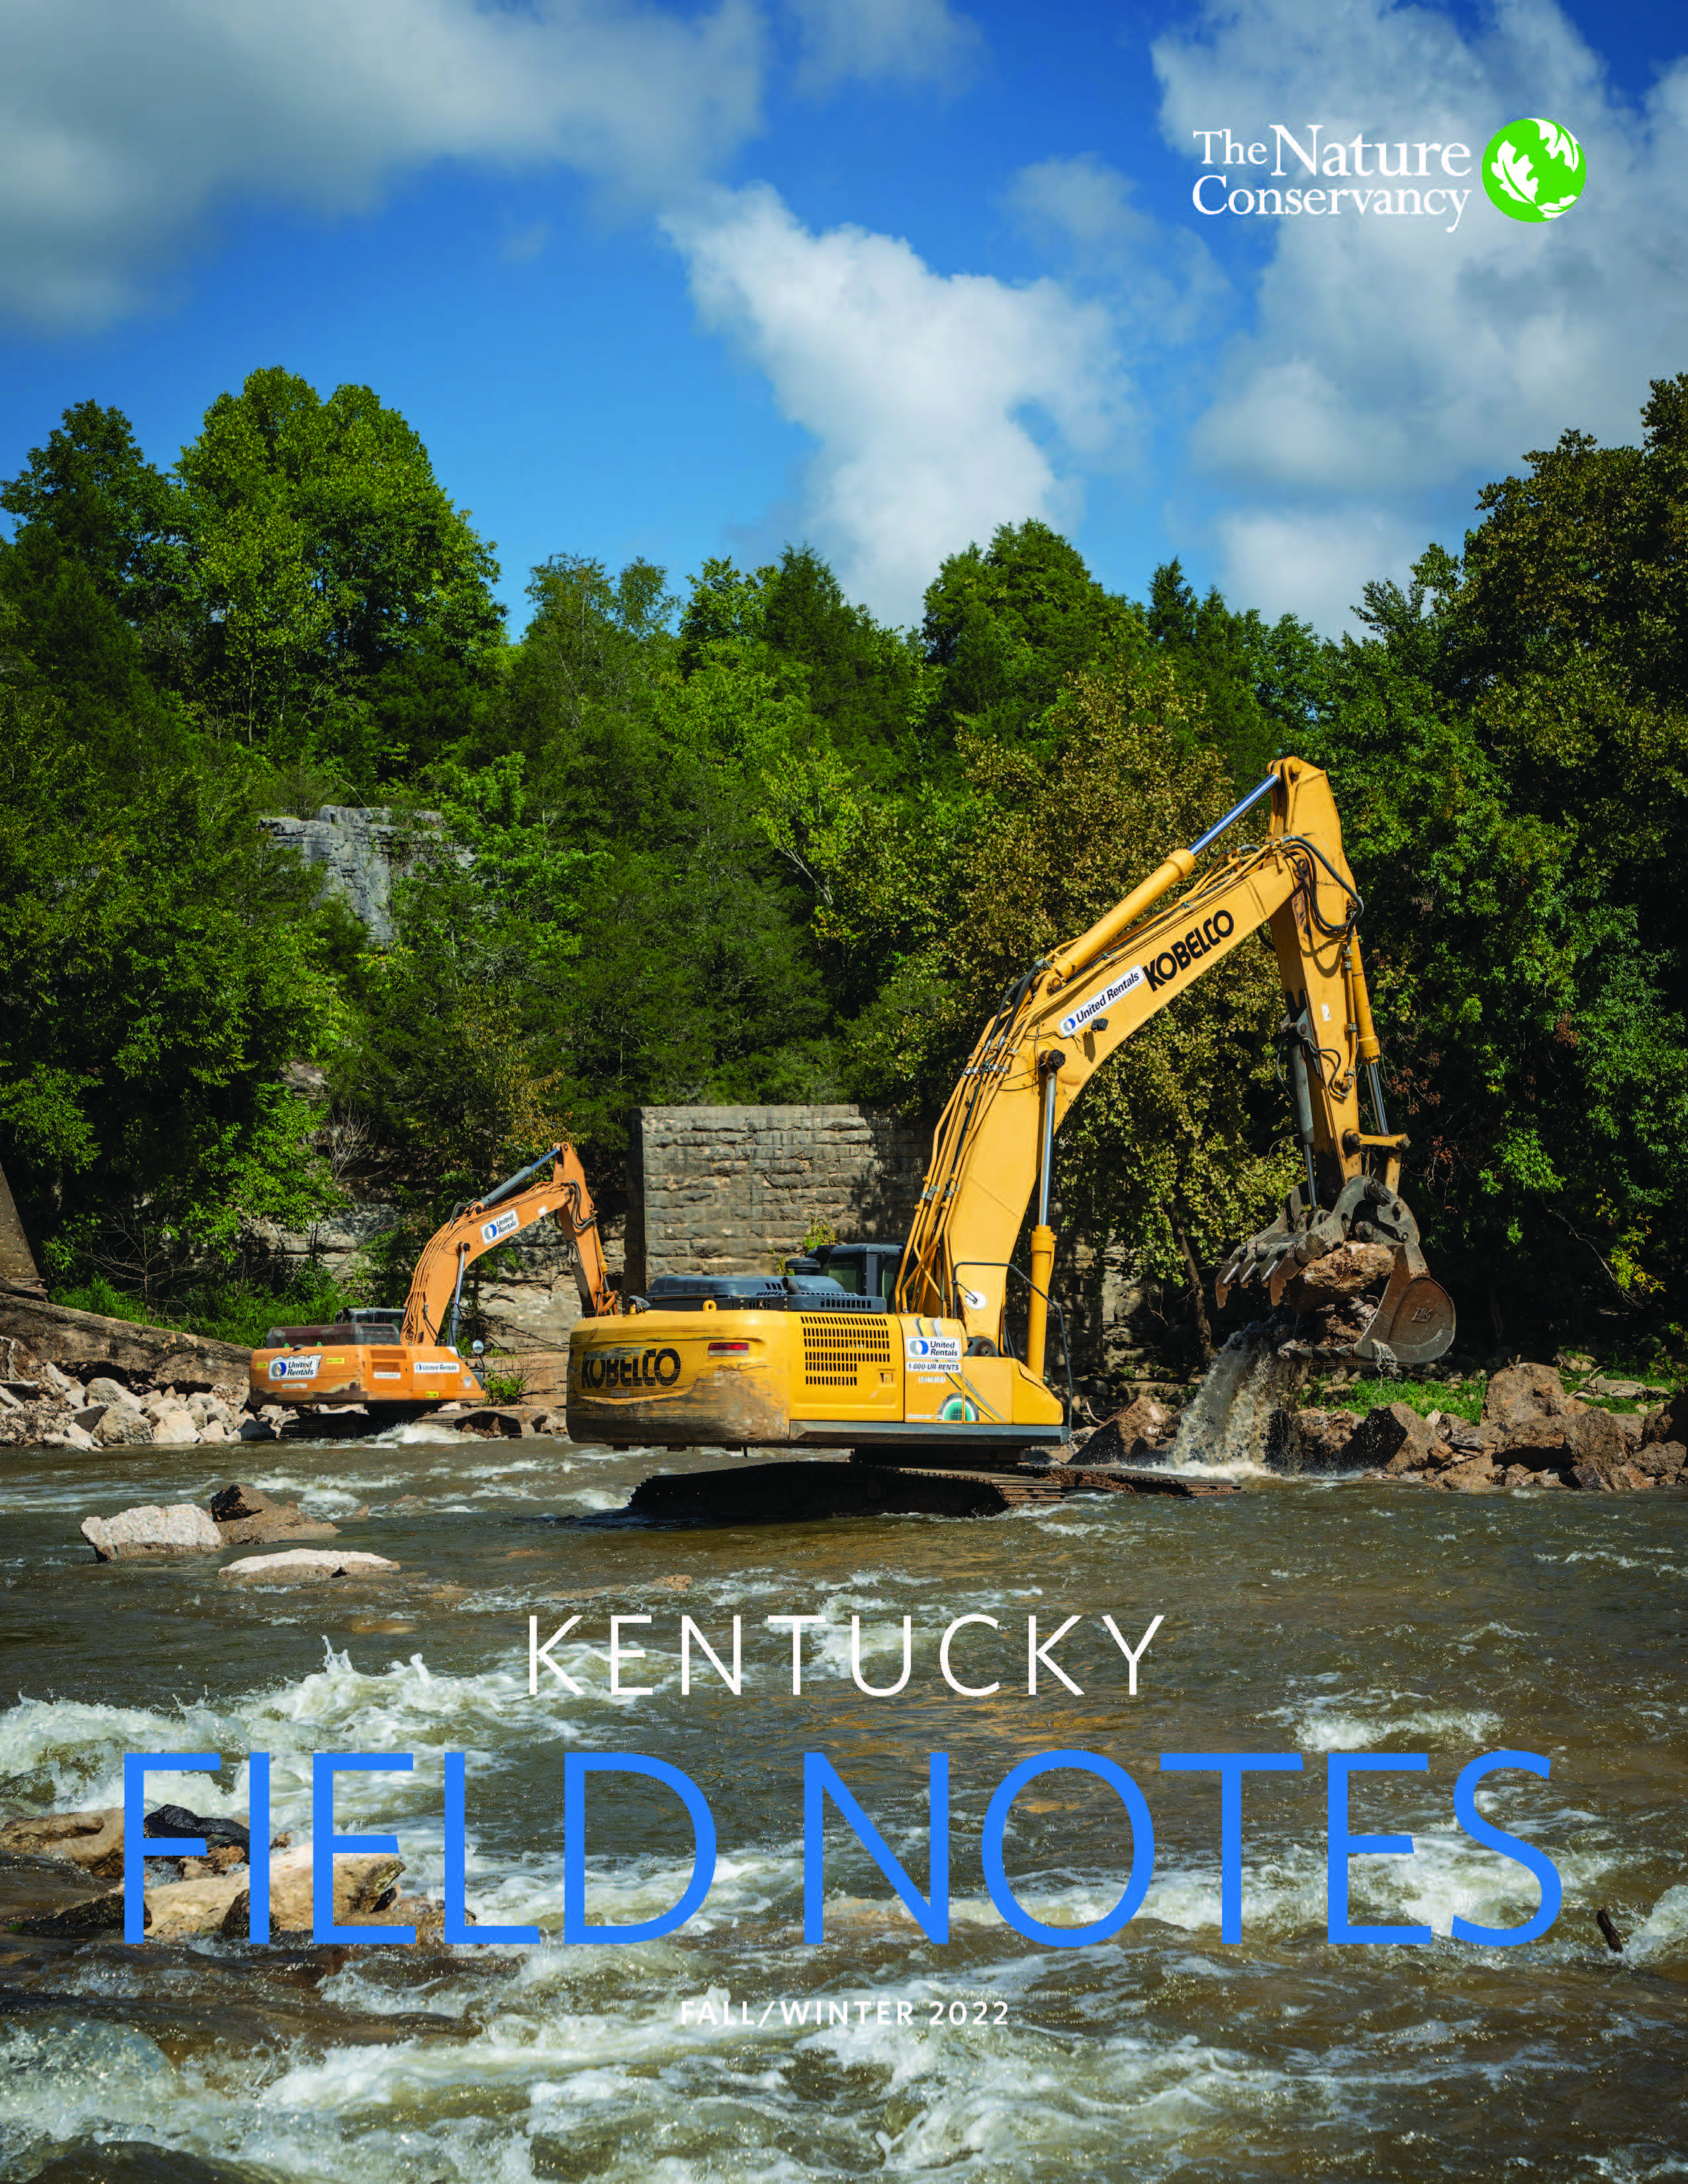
top-left (565, 758), bottom-right (1454, 1460)
top-left (251, 1144), bottom-right (618, 1414)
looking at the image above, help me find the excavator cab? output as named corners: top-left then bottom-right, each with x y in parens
top-left (782, 1242), bottom-right (906, 1302)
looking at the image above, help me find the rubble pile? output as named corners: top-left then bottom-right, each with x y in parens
top-left (0, 1338), bottom-right (285, 1450)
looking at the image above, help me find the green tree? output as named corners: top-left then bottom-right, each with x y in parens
top-left (1145, 558), bottom-right (1323, 789)
top-left (843, 651), bottom-right (1295, 1284)
top-left (1305, 378), bottom-right (1688, 1337)
top-left (176, 367), bottom-right (504, 777)
top-left (0, 398), bottom-right (189, 623)
top-left (921, 518), bottom-right (1130, 751)
top-left (0, 657), bottom-right (344, 1301)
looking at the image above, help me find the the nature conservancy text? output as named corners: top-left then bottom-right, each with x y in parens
top-left (1191, 125), bottom-right (1475, 229)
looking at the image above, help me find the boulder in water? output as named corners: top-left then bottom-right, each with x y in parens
top-left (209, 1482), bottom-right (339, 1545)
top-left (0, 1806), bottom-right (125, 1872)
top-left (81, 1504), bottom-right (222, 1559)
top-left (1631, 1439), bottom-right (1686, 1484)
top-left (89, 1405), bottom-right (154, 1447)
top-left (1293, 1408), bottom-right (1362, 1471)
top-left (216, 1548), bottom-right (400, 1584)
top-left (1346, 1401), bottom-right (1434, 1475)
top-left (219, 1843), bottom-right (406, 1937)
top-left (1082, 1394), bottom-right (1170, 1465)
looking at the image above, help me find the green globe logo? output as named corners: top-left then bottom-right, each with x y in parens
top-left (1483, 117), bottom-right (1585, 222)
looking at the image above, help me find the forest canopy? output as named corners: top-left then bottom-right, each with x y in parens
top-left (3, 365), bottom-right (1685, 1356)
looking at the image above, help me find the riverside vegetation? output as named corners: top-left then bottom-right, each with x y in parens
top-left (4, 369), bottom-right (1688, 1376)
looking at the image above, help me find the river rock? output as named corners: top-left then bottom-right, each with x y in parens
top-left (218, 1843), bottom-right (406, 1938)
top-left (1643, 1392), bottom-right (1688, 1446)
top-left (93, 1405), bottom-right (154, 1447)
top-left (0, 1806), bottom-right (125, 1872)
top-left (85, 1375), bottom-right (140, 1409)
top-left (1564, 1406), bottom-right (1628, 1473)
top-left (151, 1404), bottom-right (201, 1445)
top-left (451, 1407), bottom-right (524, 1439)
top-left (144, 1803), bottom-right (252, 1856)
top-left (81, 1503), bottom-right (224, 1559)
top-left (1346, 1401), bottom-right (1433, 1474)
top-left (1293, 1408), bottom-right (1362, 1471)
top-left (209, 1482), bottom-right (339, 1545)
top-left (1482, 1362), bottom-right (1568, 1435)
top-left (1280, 1242), bottom-right (1396, 1308)
top-left (216, 1549), bottom-right (401, 1584)
top-left (1632, 1440), bottom-right (1686, 1483)
top-left (1438, 1453), bottom-right (1500, 1492)
top-left (140, 1867), bottom-right (247, 1938)
top-left (15, 1885), bottom-right (137, 1937)
top-left (1081, 1394), bottom-right (1169, 1466)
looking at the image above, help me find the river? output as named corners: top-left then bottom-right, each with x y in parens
top-left (1, 1426), bottom-right (1684, 2181)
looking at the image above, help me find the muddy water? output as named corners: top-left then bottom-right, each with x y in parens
top-left (1, 1426), bottom-right (1685, 2182)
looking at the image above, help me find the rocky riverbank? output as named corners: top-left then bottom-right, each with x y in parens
top-left (1295, 1360), bottom-right (1684, 1491)
top-left (1079, 1358), bottom-right (1685, 1492)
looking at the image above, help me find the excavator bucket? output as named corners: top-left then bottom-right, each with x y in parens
top-left (1215, 1176), bottom-right (1456, 1367)
top-left (1350, 1248), bottom-right (1456, 1367)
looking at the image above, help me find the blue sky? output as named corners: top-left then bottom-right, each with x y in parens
top-left (3, 0), bottom-right (1685, 635)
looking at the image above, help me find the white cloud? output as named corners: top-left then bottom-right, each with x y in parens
top-left (1007, 152), bottom-right (1229, 347)
top-left (788, 0), bottom-right (978, 92)
top-left (1009, 154), bottom-right (1159, 255)
top-left (663, 183), bottom-right (1126, 619)
top-left (1215, 505), bottom-right (1426, 634)
top-left (1150, 0), bottom-right (1688, 627)
top-left (0, 0), bottom-right (763, 328)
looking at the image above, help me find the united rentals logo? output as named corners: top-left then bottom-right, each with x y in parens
top-left (1058, 966), bottom-right (1144, 1040)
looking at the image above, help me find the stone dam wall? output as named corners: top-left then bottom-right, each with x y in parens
top-left (624, 1105), bottom-right (928, 1293)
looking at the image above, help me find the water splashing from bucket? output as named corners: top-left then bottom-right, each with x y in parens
top-left (1169, 1327), bottom-right (1299, 1471)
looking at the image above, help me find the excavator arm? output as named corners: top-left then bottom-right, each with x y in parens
top-left (401, 1143), bottom-right (619, 1349)
top-left (896, 756), bottom-right (1454, 1370)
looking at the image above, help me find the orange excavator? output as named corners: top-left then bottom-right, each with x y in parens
top-left (250, 1144), bottom-right (618, 1414)
top-left (565, 758), bottom-right (1453, 1461)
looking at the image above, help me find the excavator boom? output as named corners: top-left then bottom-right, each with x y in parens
top-left (898, 757), bottom-right (1453, 1369)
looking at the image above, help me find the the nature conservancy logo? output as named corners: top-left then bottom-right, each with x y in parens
top-left (1481, 118), bottom-right (1585, 222)
top-left (1190, 120), bottom-right (1585, 232)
